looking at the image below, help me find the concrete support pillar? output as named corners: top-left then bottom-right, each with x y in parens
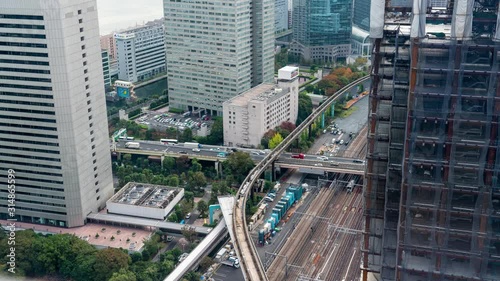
top-left (215, 161), bottom-right (220, 178)
top-left (271, 161), bottom-right (276, 182)
top-left (160, 155), bottom-right (165, 169)
top-left (308, 123), bottom-right (312, 138)
top-left (330, 102), bottom-right (335, 117)
top-left (321, 112), bottom-right (325, 128)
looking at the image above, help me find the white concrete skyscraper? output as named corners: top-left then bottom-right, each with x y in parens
top-left (0, 0), bottom-right (113, 227)
top-left (164, 0), bottom-right (275, 116)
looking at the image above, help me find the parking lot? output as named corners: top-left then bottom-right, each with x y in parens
top-left (135, 109), bottom-right (215, 135)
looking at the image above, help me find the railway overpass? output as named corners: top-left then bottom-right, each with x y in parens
top-left (232, 75), bottom-right (370, 280)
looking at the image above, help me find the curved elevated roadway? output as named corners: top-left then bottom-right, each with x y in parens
top-left (232, 75), bottom-right (370, 280)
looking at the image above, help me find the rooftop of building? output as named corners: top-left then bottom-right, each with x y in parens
top-left (224, 83), bottom-right (290, 107)
top-left (109, 182), bottom-right (182, 209)
top-left (280, 66), bottom-right (299, 72)
top-left (114, 18), bottom-right (165, 35)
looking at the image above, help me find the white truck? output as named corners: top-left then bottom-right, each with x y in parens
top-left (221, 256), bottom-right (240, 268)
top-left (215, 248), bottom-right (227, 262)
top-left (183, 142), bottom-right (202, 149)
top-left (125, 142), bottom-right (140, 149)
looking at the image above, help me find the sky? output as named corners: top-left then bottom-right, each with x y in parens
top-left (96, 0), bottom-right (164, 34)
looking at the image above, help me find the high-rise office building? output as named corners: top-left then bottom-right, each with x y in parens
top-left (363, 1), bottom-right (500, 280)
top-left (100, 33), bottom-right (116, 60)
top-left (353, 0), bottom-right (370, 32)
top-left (163, 0), bottom-right (274, 116)
top-left (275, 0), bottom-right (288, 33)
top-left (291, 0), bottom-right (352, 63)
top-left (115, 20), bottom-right (166, 83)
top-left (101, 49), bottom-right (111, 89)
top-left (0, 0), bottom-right (113, 228)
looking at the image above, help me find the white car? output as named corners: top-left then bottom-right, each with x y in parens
top-left (192, 148), bottom-right (200, 152)
top-left (314, 163), bottom-right (323, 167)
top-left (317, 156), bottom-right (328, 161)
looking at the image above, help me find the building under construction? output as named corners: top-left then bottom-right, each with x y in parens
top-left (363, 1), bottom-right (500, 280)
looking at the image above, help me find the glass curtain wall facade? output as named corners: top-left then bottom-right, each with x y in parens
top-left (363, 1), bottom-right (500, 280)
top-left (291, 0), bottom-right (352, 63)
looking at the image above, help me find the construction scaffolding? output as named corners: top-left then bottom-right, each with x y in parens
top-left (363, 1), bottom-right (500, 281)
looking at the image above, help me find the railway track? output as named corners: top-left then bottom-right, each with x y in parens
top-left (343, 125), bottom-right (368, 159)
top-left (267, 186), bottom-right (335, 280)
top-left (321, 188), bottom-right (363, 280)
top-left (267, 176), bottom-right (364, 281)
top-left (301, 178), bottom-right (362, 281)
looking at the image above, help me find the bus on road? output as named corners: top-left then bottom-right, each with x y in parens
top-left (160, 139), bottom-right (178, 145)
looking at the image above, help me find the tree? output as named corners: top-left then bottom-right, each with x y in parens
top-left (166, 174), bottom-right (180, 186)
top-left (93, 248), bottom-right (130, 281)
top-left (184, 271), bottom-right (202, 281)
top-left (197, 200), bottom-right (208, 217)
top-left (168, 212), bottom-right (179, 222)
top-left (280, 121), bottom-right (296, 132)
top-left (207, 117), bottom-right (223, 144)
top-left (181, 226), bottom-right (197, 243)
top-left (145, 129), bottom-right (154, 140)
top-left (159, 260), bottom-right (175, 278)
top-left (180, 128), bottom-right (193, 142)
top-left (122, 154), bottom-right (132, 166)
top-left (162, 157), bottom-right (176, 174)
top-left (184, 191), bottom-right (194, 203)
top-left (165, 127), bottom-right (178, 139)
top-left (109, 269), bottom-right (137, 281)
top-left (199, 256), bottom-right (214, 272)
top-left (305, 84), bottom-right (315, 93)
top-left (296, 93), bottom-right (313, 125)
top-left (260, 129), bottom-right (276, 149)
top-left (190, 158), bottom-right (202, 172)
top-left (223, 151), bottom-right (255, 184)
top-left (176, 155), bottom-right (190, 173)
top-left (269, 132), bottom-right (284, 149)
top-left (188, 171), bottom-right (207, 189)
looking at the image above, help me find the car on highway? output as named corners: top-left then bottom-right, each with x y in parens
top-left (317, 156), bottom-right (328, 161)
top-left (339, 140), bottom-right (344, 145)
top-left (251, 151), bottom-right (260, 156)
top-left (179, 151), bottom-right (187, 154)
top-left (353, 159), bottom-right (365, 164)
top-left (314, 163), bottom-right (323, 167)
top-left (345, 140), bottom-right (350, 146)
top-left (259, 150), bottom-right (266, 155)
top-left (329, 161), bottom-right (339, 166)
top-left (192, 148), bottom-right (200, 152)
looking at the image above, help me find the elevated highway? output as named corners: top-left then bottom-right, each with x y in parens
top-left (232, 75), bottom-right (370, 280)
top-left (111, 141), bottom-right (365, 173)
